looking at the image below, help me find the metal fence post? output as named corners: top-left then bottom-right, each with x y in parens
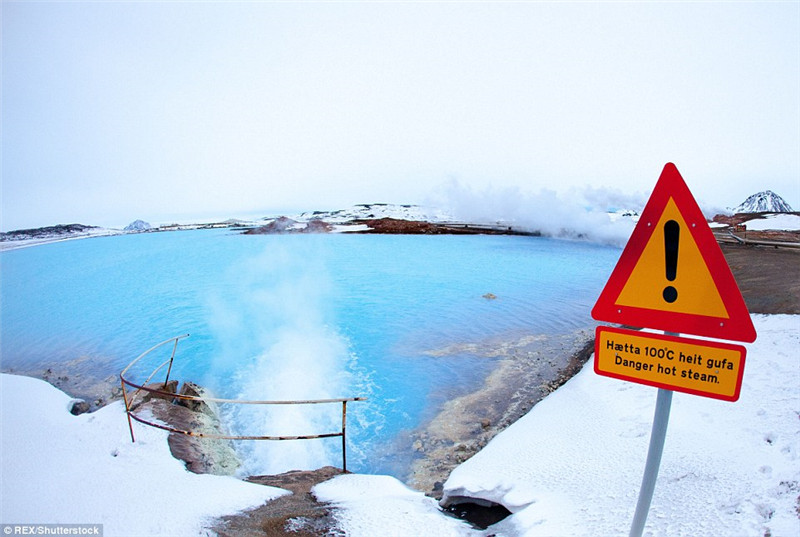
top-left (341, 400), bottom-right (348, 472)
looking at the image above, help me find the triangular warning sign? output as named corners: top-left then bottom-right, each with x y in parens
top-left (592, 163), bottom-right (756, 342)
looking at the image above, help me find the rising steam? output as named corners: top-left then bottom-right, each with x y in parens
top-left (205, 241), bottom-right (352, 476)
top-left (429, 179), bottom-right (645, 246)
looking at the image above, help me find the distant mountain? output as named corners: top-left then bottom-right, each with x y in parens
top-left (733, 191), bottom-right (793, 214)
top-left (124, 220), bottom-right (152, 232)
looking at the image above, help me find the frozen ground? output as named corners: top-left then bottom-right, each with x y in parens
top-left (0, 375), bottom-right (288, 536)
top-left (1, 315), bottom-right (797, 536)
top-left (743, 213), bottom-right (800, 232)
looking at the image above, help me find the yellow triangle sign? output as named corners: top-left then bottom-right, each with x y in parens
top-left (616, 198), bottom-right (728, 318)
top-left (592, 164), bottom-right (756, 342)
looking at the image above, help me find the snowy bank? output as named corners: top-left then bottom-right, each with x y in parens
top-left (0, 374), bottom-right (288, 535)
top-left (743, 214), bottom-right (800, 232)
top-left (440, 314), bottom-right (800, 536)
top-left (2, 314), bottom-right (797, 536)
top-left (313, 315), bottom-right (799, 537)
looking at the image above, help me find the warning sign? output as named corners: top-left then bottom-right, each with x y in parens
top-left (591, 163), bottom-right (756, 342)
top-left (595, 326), bottom-right (747, 401)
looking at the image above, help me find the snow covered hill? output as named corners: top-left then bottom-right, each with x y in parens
top-left (123, 219), bottom-right (152, 232)
top-left (295, 203), bottom-right (453, 224)
top-left (733, 191), bottom-right (793, 213)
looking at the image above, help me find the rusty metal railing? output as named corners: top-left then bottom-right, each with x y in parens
top-left (120, 334), bottom-right (366, 472)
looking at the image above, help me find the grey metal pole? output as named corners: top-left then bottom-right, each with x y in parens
top-left (629, 386), bottom-right (673, 537)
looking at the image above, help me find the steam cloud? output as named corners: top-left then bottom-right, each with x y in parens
top-left (205, 242), bottom-right (352, 476)
top-left (430, 179), bottom-right (643, 246)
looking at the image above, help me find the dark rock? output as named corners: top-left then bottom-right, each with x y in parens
top-left (177, 381), bottom-right (212, 414)
top-left (141, 379), bottom-right (178, 401)
top-left (70, 400), bottom-right (90, 415)
top-left (138, 393), bottom-right (240, 476)
top-left (128, 380), bottom-right (179, 410)
top-left (244, 216), bottom-right (298, 234)
top-left (301, 219), bottom-right (333, 233)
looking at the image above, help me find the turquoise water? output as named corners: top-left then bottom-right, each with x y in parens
top-left (0, 229), bottom-right (619, 475)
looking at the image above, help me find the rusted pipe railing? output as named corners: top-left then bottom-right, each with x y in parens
top-left (120, 334), bottom-right (366, 472)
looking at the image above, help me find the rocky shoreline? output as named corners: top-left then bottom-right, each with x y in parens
top-left (407, 329), bottom-right (595, 497)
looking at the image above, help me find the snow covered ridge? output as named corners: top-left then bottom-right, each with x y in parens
top-left (733, 190), bottom-right (794, 213)
top-left (0, 223), bottom-right (103, 241)
top-left (5, 198), bottom-right (797, 253)
top-left (296, 203), bottom-right (455, 224)
top-left (0, 223), bottom-right (120, 251)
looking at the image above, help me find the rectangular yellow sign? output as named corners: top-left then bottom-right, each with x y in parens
top-left (594, 326), bottom-right (747, 401)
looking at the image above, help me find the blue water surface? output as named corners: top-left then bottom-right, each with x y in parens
top-left (0, 230), bottom-right (619, 475)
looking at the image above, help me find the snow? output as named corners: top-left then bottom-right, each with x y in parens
top-left (440, 314), bottom-right (800, 537)
top-left (0, 374), bottom-right (288, 535)
top-left (742, 213), bottom-right (800, 232)
top-left (312, 314), bottom-right (800, 537)
top-left (313, 474), bottom-right (474, 536)
top-left (0, 227), bottom-right (120, 251)
top-left (331, 223), bottom-right (373, 233)
top-left (295, 203), bottom-right (454, 224)
top-left (2, 315), bottom-right (798, 536)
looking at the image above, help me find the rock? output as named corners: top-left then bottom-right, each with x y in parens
top-left (480, 418), bottom-right (491, 429)
top-left (355, 218), bottom-right (443, 234)
top-left (244, 216), bottom-right (298, 234)
top-left (130, 380), bottom-right (179, 410)
top-left (302, 219), bottom-right (333, 233)
top-left (69, 400), bottom-right (90, 415)
top-left (177, 381), bottom-right (212, 414)
top-left (136, 389), bottom-right (240, 476)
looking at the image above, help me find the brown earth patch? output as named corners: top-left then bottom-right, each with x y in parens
top-left (722, 243), bottom-right (800, 314)
top-left (212, 467), bottom-right (344, 537)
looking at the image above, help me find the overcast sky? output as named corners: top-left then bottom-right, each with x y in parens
top-left (2, 1), bottom-right (798, 230)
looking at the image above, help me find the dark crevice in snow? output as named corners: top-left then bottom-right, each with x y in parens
top-left (441, 499), bottom-right (512, 530)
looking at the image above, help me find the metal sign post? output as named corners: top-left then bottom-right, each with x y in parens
top-left (629, 387), bottom-right (673, 537)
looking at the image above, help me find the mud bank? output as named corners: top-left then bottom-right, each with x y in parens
top-left (406, 328), bottom-right (596, 497)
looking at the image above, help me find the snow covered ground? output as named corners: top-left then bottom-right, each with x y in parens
top-left (1, 314), bottom-right (797, 536)
top-left (0, 375), bottom-right (288, 536)
top-left (439, 314), bottom-right (799, 537)
top-left (0, 226), bottom-right (120, 251)
top-left (743, 214), bottom-right (800, 232)
top-left (296, 203), bottom-right (454, 224)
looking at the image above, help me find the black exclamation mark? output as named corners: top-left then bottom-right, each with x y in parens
top-left (663, 220), bottom-right (679, 303)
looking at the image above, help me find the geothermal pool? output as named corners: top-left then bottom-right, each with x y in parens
top-left (0, 229), bottom-right (619, 475)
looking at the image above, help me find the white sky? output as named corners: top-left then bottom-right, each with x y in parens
top-left (2, 1), bottom-right (798, 231)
